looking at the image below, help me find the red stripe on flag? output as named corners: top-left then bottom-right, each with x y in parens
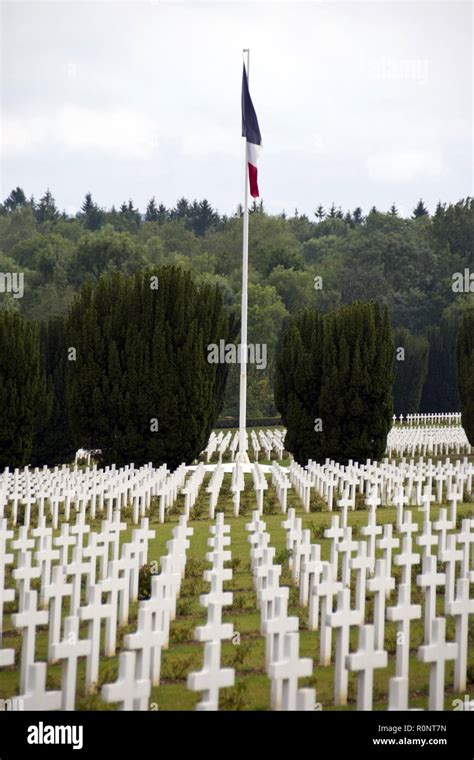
top-left (248, 163), bottom-right (259, 198)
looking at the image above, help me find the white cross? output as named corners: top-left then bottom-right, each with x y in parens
top-left (263, 589), bottom-right (298, 685)
top-left (44, 564), bottom-right (73, 662)
top-left (195, 601), bottom-right (234, 643)
top-left (387, 583), bottom-right (421, 679)
top-left (457, 519), bottom-right (474, 579)
top-left (345, 624), bottom-right (388, 710)
top-left (12, 550), bottom-right (40, 611)
top-left (11, 526), bottom-right (35, 554)
top-left (327, 587), bottom-right (363, 705)
top-left (150, 568), bottom-right (179, 648)
top-left (299, 544), bottom-right (322, 607)
top-left (433, 508), bottom-right (453, 557)
top-left (19, 661), bottom-right (62, 711)
top-left (314, 563), bottom-right (342, 663)
top-left (66, 546), bottom-right (93, 616)
top-left (54, 523), bottom-right (77, 567)
top-left (361, 506), bottom-right (382, 574)
top-left (187, 640), bottom-right (234, 711)
top-left (367, 558), bottom-right (395, 650)
top-left (259, 566), bottom-right (283, 633)
top-left (12, 590), bottom-right (49, 692)
top-left (50, 615), bottom-right (92, 710)
top-left (377, 524), bottom-right (399, 589)
top-left (324, 515), bottom-right (345, 577)
top-left (445, 577), bottom-right (474, 692)
top-left (83, 532), bottom-right (107, 587)
top-left (79, 583), bottom-right (113, 693)
top-left (350, 541), bottom-right (372, 616)
top-left (416, 521), bottom-right (439, 564)
top-left (124, 604), bottom-right (165, 687)
top-left (394, 534), bottom-right (420, 588)
top-left (268, 632), bottom-right (313, 711)
top-left (101, 559), bottom-right (131, 656)
top-left (337, 527), bottom-right (358, 588)
top-left (393, 486), bottom-right (409, 531)
top-left (440, 533), bottom-right (463, 611)
top-left (102, 650), bottom-right (151, 710)
top-left (416, 555), bottom-right (445, 643)
top-left (0, 518), bottom-right (14, 644)
top-left (418, 617), bottom-right (458, 711)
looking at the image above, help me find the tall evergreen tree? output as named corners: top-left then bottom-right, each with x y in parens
top-left (156, 203), bottom-right (168, 224)
top-left (0, 311), bottom-right (48, 468)
top-left (412, 198), bottom-right (429, 218)
top-left (31, 317), bottom-right (76, 466)
top-left (81, 193), bottom-right (105, 231)
top-left (145, 197), bottom-right (159, 223)
top-left (274, 302), bottom-right (393, 464)
top-left (456, 309), bottom-right (474, 443)
top-left (314, 205), bottom-right (325, 222)
top-left (66, 266), bottom-right (236, 467)
top-left (392, 327), bottom-right (429, 414)
top-left (35, 189), bottom-right (60, 224)
top-left (4, 187), bottom-right (27, 212)
top-left (274, 310), bottom-right (325, 464)
top-left (420, 312), bottom-right (461, 412)
top-left (389, 203), bottom-right (398, 216)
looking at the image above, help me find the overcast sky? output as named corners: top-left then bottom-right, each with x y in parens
top-left (1, 0), bottom-right (472, 218)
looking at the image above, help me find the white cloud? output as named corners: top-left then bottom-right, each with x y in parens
top-left (179, 124), bottom-right (237, 158)
top-left (1, 105), bottom-right (159, 159)
top-left (366, 149), bottom-right (445, 183)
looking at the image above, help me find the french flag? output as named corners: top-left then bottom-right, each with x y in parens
top-left (241, 64), bottom-right (262, 198)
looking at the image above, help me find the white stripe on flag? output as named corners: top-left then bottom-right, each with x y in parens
top-left (246, 142), bottom-right (261, 166)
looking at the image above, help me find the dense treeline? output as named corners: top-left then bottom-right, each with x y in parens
top-left (0, 188), bottom-right (472, 416)
top-left (0, 267), bottom-right (235, 468)
top-left (457, 309), bottom-right (474, 444)
top-left (275, 303), bottom-right (393, 465)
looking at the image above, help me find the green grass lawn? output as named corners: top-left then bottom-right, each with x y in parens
top-left (1, 473), bottom-right (473, 711)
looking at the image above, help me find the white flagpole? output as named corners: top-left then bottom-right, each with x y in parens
top-left (237, 47), bottom-right (250, 463)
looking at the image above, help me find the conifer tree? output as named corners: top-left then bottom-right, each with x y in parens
top-left (412, 198), bottom-right (429, 218)
top-left (420, 313), bottom-right (461, 412)
top-left (392, 327), bottom-right (429, 414)
top-left (31, 317), bottom-right (76, 465)
top-left (0, 311), bottom-right (48, 468)
top-left (145, 197), bottom-right (159, 222)
top-left (457, 309), bottom-right (474, 444)
top-left (274, 310), bottom-right (325, 464)
top-left (66, 266), bottom-right (236, 467)
top-left (274, 302), bottom-right (393, 464)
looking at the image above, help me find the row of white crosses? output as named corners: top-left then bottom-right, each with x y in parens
top-left (246, 510), bottom-right (316, 711)
top-left (1, 511), bottom-right (156, 709)
top-left (100, 514), bottom-right (194, 710)
top-left (386, 425), bottom-right (471, 457)
top-left (201, 428), bottom-right (285, 463)
top-left (395, 413), bottom-right (462, 427)
top-left (289, 462), bottom-right (313, 512)
top-left (181, 463), bottom-right (206, 519)
top-left (187, 513), bottom-right (235, 710)
top-left (0, 461), bottom-right (174, 529)
top-left (252, 463), bottom-right (268, 515)
top-left (271, 462), bottom-right (291, 513)
top-left (282, 501), bottom-right (474, 711)
top-left (230, 463), bottom-right (245, 516)
top-left (305, 455), bottom-right (472, 513)
top-left (206, 464), bottom-right (225, 520)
